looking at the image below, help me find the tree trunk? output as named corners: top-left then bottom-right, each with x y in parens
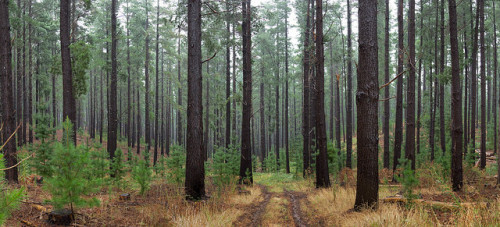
top-left (260, 73), bottom-right (266, 163)
top-left (346, 0), bottom-right (353, 169)
top-left (61, 0), bottom-right (76, 144)
top-left (145, 0), bottom-right (151, 154)
top-left (154, 0), bottom-right (160, 164)
top-left (16, 0), bottom-right (22, 146)
top-left (383, 0), bottom-right (390, 169)
top-left (355, 0), bottom-right (379, 210)
top-left (177, 2), bottom-right (183, 146)
top-left (448, 0), bottom-right (463, 191)
top-left (302, 0), bottom-right (312, 177)
top-left (470, 0), bottom-right (479, 153)
top-left (126, 0), bottom-right (132, 148)
top-left (284, 3), bottom-right (290, 174)
top-left (239, 0), bottom-right (253, 185)
top-left (225, 1), bottom-right (231, 148)
top-left (0, 0), bottom-right (19, 183)
top-left (185, 0), bottom-right (205, 200)
top-left (405, 0), bottom-right (416, 170)
top-left (393, 0), bottom-right (404, 176)
top-left (314, 0), bottom-right (330, 188)
top-left (479, 0), bottom-right (486, 169)
top-left (108, 0), bottom-right (118, 161)
top-left (439, 0), bottom-right (445, 155)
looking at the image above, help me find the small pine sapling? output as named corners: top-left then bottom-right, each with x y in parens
top-left (110, 149), bottom-right (126, 187)
top-left (31, 103), bottom-right (55, 178)
top-left (132, 150), bottom-right (152, 195)
top-left (0, 154), bottom-right (25, 225)
top-left (166, 145), bottom-right (186, 184)
top-left (45, 119), bottom-right (100, 216)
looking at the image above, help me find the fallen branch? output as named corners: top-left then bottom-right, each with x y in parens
top-left (382, 195), bottom-right (489, 210)
top-left (0, 151), bottom-right (35, 171)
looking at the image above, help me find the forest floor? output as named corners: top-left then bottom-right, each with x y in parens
top-left (5, 166), bottom-right (500, 226)
top-left (5, 131), bottom-right (500, 226)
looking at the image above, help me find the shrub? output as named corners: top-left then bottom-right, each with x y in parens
top-left (209, 145), bottom-right (239, 186)
top-left (395, 158), bottom-right (419, 201)
top-left (166, 145), bottom-right (185, 184)
top-left (132, 150), bottom-right (153, 195)
top-left (44, 119), bottom-right (100, 213)
top-left (110, 149), bottom-right (126, 187)
top-left (0, 154), bottom-right (24, 225)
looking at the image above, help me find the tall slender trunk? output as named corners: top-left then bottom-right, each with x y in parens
top-left (302, 0), bottom-right (312, 177)
top-left (346, 0), bottom-right (353, 169)
top-left (284, 4), bottom-right (290, 174)
top-left (154, 0), bottom-right (160, 164)
top-left (28, 0), bottom-right (33, 143)
top-left (492, 1), bottom-right (500, 184)
top-left (260, 69), bottom-right (266, 163)
top-left (393, 0), bottom-right (404, 175)
top-left (61, 0), bottom-right (76, 144)
top-left (315, 0), bottom-right (330, 188)
top-left (383, 0), bottom-right (390, 169)
top-left (470, 0), bottom-right (480, 152)
top-left (405, 0), bottom-right (416, 170)
top-left (145, 0), bottom-right (151, 154)
top-left (185, 0), bottom-right (205, 199)
top-left (448, 0), bottom-right (463, 191)
top-left (439, 0), bottom-right (446, 155)
top-left (204, 62), bottom-right (209, 160)
top-left (355, 0), bottom-right (379, 210)
top-left (108, 0), bottom-right (118, 161)
top-left (240, 0), bottom-right (253, 184)
top-left (1, 0), bottom-right (19, 182)
top-left (177, 1), bottom-right (183, 146)
top-left (225, 1), bottom-right (231, 148)
top-left (126, 0), bottom-right (132, 147)
top-left (416, 0), bottom-right (424, 156)
top-left (16, 0), bottom-right (22, 147)
top-left (479, 0), bottom-right (486, 169)
top-left (275, 34), bottom-right (280, 169)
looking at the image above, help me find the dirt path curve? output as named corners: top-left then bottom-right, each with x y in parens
top-left (233, 184), bottom-right (272, 227)
top-left (285, 189), bottom-right (309, 227)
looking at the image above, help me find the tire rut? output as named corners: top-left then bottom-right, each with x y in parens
top-left (285, 189), bottom-right (309, 227)
top-left (233, 184), bottom-right (272, 227)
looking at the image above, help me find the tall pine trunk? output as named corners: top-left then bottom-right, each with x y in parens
top-left (355, 0), bottom-right (379, 210)
top-left (108, 0), bottom-right (118, 161)
top-left (185, 0), bottom-right (205, 200)
top-left (61, 0), bottom-right (76, 144)
top-left (448, 0), bottom-right (463, 191)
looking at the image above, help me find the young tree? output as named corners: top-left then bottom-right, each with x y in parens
top-left (107, 0), bottom-right (118, 161)
top-left (60, 0), bottom-right (76, 144)
top-left (354, 0), bottom-right (379, 210)
top-left (314, 0), bottom-right (330, 188)
top-left (0, 0), bottom-right (19, 183)
top-left (448, 0), bottom-right (463, 191)
top-left (185, 0), bottom-right (205, 200)
top-left (239, 0), bottom-right (253, 185)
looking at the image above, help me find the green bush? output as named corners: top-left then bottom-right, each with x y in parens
top-left (166, 145), bottom-right (186, 184)
top-left (45, 118), bottom-right (100, 213)
top-left (110, 149), bottom-right (126, 187)
top-left (395, 158), bottom-right (419, 201)
top-left (132, 150), bottom-right (153, 195)
top-left (208, 145), bottom-right (239, 186)
top-left (0, 154), bottom-right (25, 225)
top-left (263, 152), bottom-right (278, 173)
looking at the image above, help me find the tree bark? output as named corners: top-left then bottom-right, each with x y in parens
top-left (225, 0), bottom-right (231, 148)
top-left (284, 3), bottom-right (290, 174)
top-left (0, 0), bottom-right (19, 183)
top-left (439, 0), bottom-right (445, 155)
top-left (185, 0), bottom-right (205, 200)
top-left (448, 0), bottom-right (463, 191)
top-left (302, 0), bottom-right (312, 177)
top-left (61, 0), bottom-right (76, 144)
top-left (239, 0), bottom-right (253, 185)
top-left (314, 0), bottom-right (330, 188)
top-left (383, 0), bottom-right (390, 169)
top-left (405, 0), bottom-right (416, 170)
top-left (346, 0), bottom-right (353, 169)
top-left (154, 0), bottom-right (160, 164)
top-left (393, 0), bottom-right (404, 176)
top-left (107, 0), bottom-right (118, 162)
top-left (145, 0), bottom-right (151, 154)
top-left (355, 0), bottom-right (379, 210)
top-left (479, 0), bottom-right (485, 169)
